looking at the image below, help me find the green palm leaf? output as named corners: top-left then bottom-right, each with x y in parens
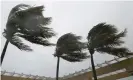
top-left (55, 33), bottom-right (88, 62)
top-left (61, 55), bottom-right (82, 62)
top-left (3, 30), bottom-right (32, 51)
top-left (96, 47), bottom-right (133, 57)
top-left (87, 23), bottom-right (118, 41)
top-left (4, 4), bottom-right (55, 51)
top-left (18, 34), bottom-right (55, 46)
top-left (87, 22), bottom-right (133, 57)
top-left (95, 29), bottom-right (127, 48)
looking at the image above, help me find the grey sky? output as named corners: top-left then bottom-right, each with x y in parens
top-left (1, 1), bottom-right (133, 77)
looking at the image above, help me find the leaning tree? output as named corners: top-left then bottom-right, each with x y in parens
top-left (54, 33), bottom-right (88, 80)
top-left (87, 23), bottom-right (133, 80)
top-left (1, 4), bottom-right (55, 64)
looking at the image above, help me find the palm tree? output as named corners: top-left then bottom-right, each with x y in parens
top-left (1, 4), bottom-right (55, 64)
top-left (87, 22), bottom-right (133, 80)
top-left (54, 33), bottom-right (88, 80)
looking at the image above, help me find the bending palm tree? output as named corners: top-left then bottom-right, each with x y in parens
top-left (87, 23), bottom-right (133, 80)
top-left (54, 33), bottom-right (88, 80)
top-left (1, 4), bottom-right (55, 64)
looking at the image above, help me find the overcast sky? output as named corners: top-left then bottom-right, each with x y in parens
top-left (1, 1), bottom-right (133, 77)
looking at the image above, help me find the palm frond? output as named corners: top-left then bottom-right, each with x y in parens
top-left (99, 29), bottom-right (127, 47)
top-left (96, 47), bottom-right (133, 57)
top-left (55, 33), bottom-right (88, 62)
top-left (6, 4), bottom-right (53, 37)
top-left (92, 29), bottom-right (127, 48)
top-left (10, 36), bottom-right (32, 51)
top-left (57, 33), bottom-right (81, 46)
top-left (8, 4), bottom-right (31, 20)
top-left (60, 55), bottom-right (82, 62)
top-left (87, 22), bottom-right (118, 41)
top-left (18, 34), bottom-right (55, 46)
top-left (67, 52), bottom-right (89, 59)
top-left (3, 30), bottom-right (32, 51)
top-left (56, 33), bottom-right (83, 53)
top-left (87, 23), bottom-right (127, 49)
top-left (14, 5), bottom-right (51, 30)
top-left (87, 23), bottom-right (132, 57)
top-left (56, 33), bottom-right (83, 51)
top-left (114, 29), bottom-right (127, 39)
top-left (4, 4), bottom-right (56, 51)
top-left (17, 26), bottom-right (56, 39)
top-left (39, 27), bottom-right (56, 38)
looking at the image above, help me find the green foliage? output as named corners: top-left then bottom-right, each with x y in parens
top-left (87, 22), bottom-right (133, 57)
top-left (54, 33), bottom-right (88, 62)
top-left (3, 4), bottom-right (55, 51)
top-left (96, 47), bottom-right (132, 57)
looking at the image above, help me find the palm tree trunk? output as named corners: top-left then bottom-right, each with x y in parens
top-left (90, 54), bottom-right (97, 80)
top-left (56, 56), bottom-right (60, 80)
top-left (1, 40), bottom-right (9, 64)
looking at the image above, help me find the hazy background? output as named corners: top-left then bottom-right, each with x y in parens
top-left (1, 1), bottom-right (133, 77)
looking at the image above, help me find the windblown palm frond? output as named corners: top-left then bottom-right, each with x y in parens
top-left (61, 55), bottom-right (82, 62)
top-left (8, 4), bottom-right (31, 20)
top-left (87, 23), bottom-right (118, 40)
top-left (96, 47), bottom-right (132, 57)
top-left (10, 36), bottom-right (32, 51)
top-left (87, 22), bottom-right (133, 57)
top-left (59, 51), bottom-right (88, 62)
top-left (18, 34), bottom-right (55, 46)
top-left (3, 30), bottom-right (32, 51)
top-left (94, 29), bottom-right (127, 48)
top-left (54, 33), bottom-right (88, 62)
top-left (4, 4), bottom-right (55, 51)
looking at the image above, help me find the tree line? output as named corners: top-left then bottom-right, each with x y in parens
top-left (1, 4), bottom-right (133, 80)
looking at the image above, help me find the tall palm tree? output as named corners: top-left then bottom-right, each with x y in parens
top-left (1, 4), bottom-right (55, 64)
top-left (54, 33), bottom-right (88, 80)
top-left (87, 22), bottom-right (133, 80)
